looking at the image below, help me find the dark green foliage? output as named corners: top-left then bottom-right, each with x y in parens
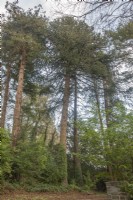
top-left (79, 103), bottom-right (133, 183)
top-left (95, 172), bottom-right (110, 192)
top-left (11, 141), bottom-right (47, 184)
top-left (121, 181), bottom-right (133, 198)
top-left (0, 128), bottom-right (12, 183)
top-left (40, 145), bottom-right (67, 184)
top-left (1, 142), bottom-right (67, 188)
top-left (1, 1), bottom-right (133, 194)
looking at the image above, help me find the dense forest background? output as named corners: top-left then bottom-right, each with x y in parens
top-left (0, 0), bottom-right (133, 197)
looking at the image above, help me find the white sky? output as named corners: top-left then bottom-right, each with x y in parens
top-left (0, 0), bottom-right (85, 19)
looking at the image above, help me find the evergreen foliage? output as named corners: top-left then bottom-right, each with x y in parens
top-left (1, 1), bottom-right (133, 196)
top-left (0, 128), bottom-right (12, 183)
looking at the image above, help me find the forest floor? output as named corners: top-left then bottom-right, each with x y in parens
top-left (0, 191), bottom-right (108, 200)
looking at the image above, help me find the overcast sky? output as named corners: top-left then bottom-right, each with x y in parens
top-left (0, 0), bottom-right (85, 19)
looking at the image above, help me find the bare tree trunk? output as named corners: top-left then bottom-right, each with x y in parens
top-left (93, 77), bottom-right (114, 180)
top-left (93, 77), bottom-right (104, 134)
top-left (60, 72), bottom-right (70, 186)
top-left (49, 128), bottom-right (56, 147)
top-left (0, 64), bottom-right (11, 128)
top-left (103, 77), bottom-right (112, 128)
top-left (12, 51), bottom-right (26, 147)
top-left (31, 112), bottom-right (41, 141)
top-left (44, 121), bottom-right (50, 144)
top-left (103, 77), bottom-right (114, 181)
top-left (73, 74), bottom-right (83, 185)
top-left (60, 73), bottom-right (70, 149)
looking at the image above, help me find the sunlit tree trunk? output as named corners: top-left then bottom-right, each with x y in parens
top-left (60, 72), bottom-right (70, 186)
top-left (12, 51), bottom-right (26, 147)
top-left (60, 73), bottom-right (70, 149)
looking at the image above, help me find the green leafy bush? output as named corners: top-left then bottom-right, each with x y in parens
top-left (83, 171), bottom-right (94, 191)
top-left (95, 172), bottom-right (110, 192)
top-left (12, 141), bottom-right (47, 184)
top-left (121, 181), bottom-right (133, 198)
top-left (24, 183), bottom-right (69, 192)
top-left (40, 145), bottom-right (67, 184)
top-left (10, 142), bottom-right (66, 187)
top-left (0, 128), bottom-right (12, 183)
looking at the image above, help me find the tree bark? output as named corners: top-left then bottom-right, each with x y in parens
top-left (73, 74), bottom-right (83, 185)
top-left (103, 74), bottom-right (114, 128)
top-left (93, 77), bottom-right (114, 180)
top-left (60, 72), bottom-right (70, 186)
top-left (93, 77), bottom-right (104, 134)
top-left (103, 76), bottom-right (114, 181)
top-left (60, 73), bottom-right (70, 149)
top-left (0, 64), bottom-right (11, 128)
top-left (12, 51), bottom-right (26, 147)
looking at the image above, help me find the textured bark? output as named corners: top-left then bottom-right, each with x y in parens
top-left (60, 73), bottom-right (70, 149)
top-left (73, 74), bottom-right (83, 185)
top-left (0, 64), bottom-right (11, 128)
top-left (60, 73), bottom-right (70, 186)
top-left (12, 52), bottom-right (26, 147)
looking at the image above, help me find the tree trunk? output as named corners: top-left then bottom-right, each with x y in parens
top-left (12, 51), bottom-right (26, 147)
top-left (73, 74), bottom-right (83, 185)
top-left (0, 64), bottom-right (11, 128)
top-left (103, 78), bottom-right (111, 128)
top-left (103, 77), bottom-right (114, 181)
top-left (44, 121), bottom-right (50, 144)
top-left (93, 77), bottom-right (104, 134)
top-left (103, 73), bottom-right (114, 128)
top-left (60, 72), bottom-right (70, 186)
top-left (92, 77), bottom-right (115, 180)
top-left (31, 112), bottom-right (41, 141)
top-left (60, 73), bottom-right (70, 149)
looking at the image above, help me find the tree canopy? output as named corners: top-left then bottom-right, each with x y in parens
top-left (1, 0), bottom-right (133, 197)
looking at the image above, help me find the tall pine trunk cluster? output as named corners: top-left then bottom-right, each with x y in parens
top-left (2, 1), bottom-right (48, 147)
top-left (1, 1), bottom-right (132, 187)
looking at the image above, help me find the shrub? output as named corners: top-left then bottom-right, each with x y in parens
top-left (40, 144), bottom-right (67, 184)
top-left (11, 141), bottom-right (47, 184)
top-left (0, 128), bottom-right (12, 184)
top-left (121, 181), bottom-right (133, 199)
top-left (94, 172), bottom-right (110, 192)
